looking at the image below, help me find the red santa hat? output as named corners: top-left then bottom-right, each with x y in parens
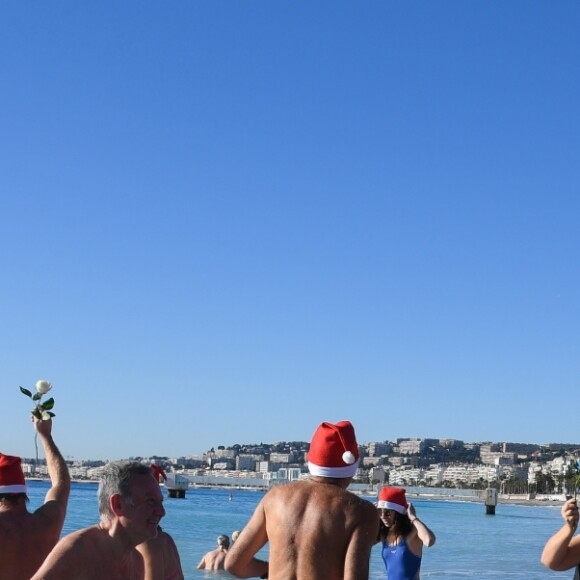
top-left (377, 486), bottom-right (408, 514)
top-left (150, 463), bottom-right (167, 483)
top-left (0, 453), bottom-right (27, 494)
top-left (307, 421), bottom-right (360, 478)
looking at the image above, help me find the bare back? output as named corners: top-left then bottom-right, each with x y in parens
top-left (31, 526), bottom-right (145, 580)
top-left (197, 548), bottom-right (228, 571)
top-left (0, 500), bottom-right (66, 580)
top-left (229, 479), bottom-right (379, 580)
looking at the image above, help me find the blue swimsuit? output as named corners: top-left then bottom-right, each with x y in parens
top-left (381, 535), bottom-right (422, 580)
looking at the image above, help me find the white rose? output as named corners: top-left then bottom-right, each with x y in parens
top-left (35, 380), bottom-right (52, 395)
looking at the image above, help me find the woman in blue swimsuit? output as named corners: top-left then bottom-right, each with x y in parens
top-left (377, 487), bottom-right (436, 580)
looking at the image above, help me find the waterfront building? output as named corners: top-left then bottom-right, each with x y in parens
top-left (424, 464), bottom-right (445, 486)
top-left (269, 452), bottom-right (295, 464)
top-left (276, 468), bottom-right (303, 481)
top-left (236, 454), bottom-right (262, 471)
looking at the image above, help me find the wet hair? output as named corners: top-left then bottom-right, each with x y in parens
top-left (97, 461), bottom-right (152, 519)
top-left (0, 493), bottom-right (29, 505)
top-left (217, 535), bottom-right (230, 549)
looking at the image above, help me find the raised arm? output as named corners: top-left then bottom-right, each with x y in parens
top-left (407, 502), bottom-right (436, 547)
top-left (34, 418), bottom-right (70, 526)
top-left (541, 498), bottom-right (580, 571)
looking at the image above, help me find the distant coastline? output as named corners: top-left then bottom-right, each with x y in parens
top-left (27, 477), bottom-right (564, 508)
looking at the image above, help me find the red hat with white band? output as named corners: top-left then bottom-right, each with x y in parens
top-left (378, 486), bottom-right (408, 514)
top-left (0, 453), bottom-right (27, 494)
top-left (307, 421), bottom-right (360, 478)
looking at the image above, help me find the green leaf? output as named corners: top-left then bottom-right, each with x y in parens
top-left (47, 411), bottom-right (56, 418)
top-left (41, 398), bottom-right (55, 410)
top-left (32, 408), bottom-right (42, 420)
top-left (32, 392), bottom-right (42, 401)
top-left (20, 386), bottom-right (32, 398)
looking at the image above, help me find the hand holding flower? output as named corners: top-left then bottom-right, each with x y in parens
top-left (19, 380), bottom-right (57, 471)
top-left (20, 380), bottom-right (56, 420)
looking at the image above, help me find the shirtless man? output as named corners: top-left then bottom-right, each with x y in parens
top-left (197, 534), bottom-right (230, 570)
top-left (225, 420), bottom-right (379, 580)
top-left (137, 526), bottom-right (185, 580)
top-left (32, 461), bottom-right (165, 580)
top-left (0, 418), bottom-right (70, 580)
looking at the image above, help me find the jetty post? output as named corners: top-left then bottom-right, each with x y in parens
top-left (485, 487), bottom-right (497, 515)
top-left (164, 473), bottom-right (189, 499)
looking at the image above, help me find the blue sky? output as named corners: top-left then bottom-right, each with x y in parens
top-left (1, 2), bottom-right (579, 461)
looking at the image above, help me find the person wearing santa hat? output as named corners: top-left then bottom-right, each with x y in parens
top-left (225, 420), bottom-right (379, 580)
top-left (376, 486), bottom-right (436, 579)
top-left (0, 418), bottom-right (70, 580)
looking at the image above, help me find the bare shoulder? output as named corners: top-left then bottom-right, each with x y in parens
top-left (265, 482), bottom-right (299, 498)
top-left (32, 527), bottom-right (100, 578)
top-left (346, 493), bottom-right (379, 527)
top-left (144, 530), bottom-right (179, 557)
top-left (54, 525), bottom-right (107, 557)
top-left (161, 531), bottom-right (181, 555)
top-left (346, 491), bottom-right (377, 511)
top-left (137, 533), bottom-right (163, 558)
top-left (358, 495), bottom-right (378, 513)
top-left (34, 498), bottom-right (67, 525)
top-left (56, 526), bottom-right (98, 546)
top-left (261, 481), bottom-right (302, 506)
top-left (270, 480), bottom-right (327, 504)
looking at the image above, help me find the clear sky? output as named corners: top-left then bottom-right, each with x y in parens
top-left (1, 1), bottom-right (578, 461)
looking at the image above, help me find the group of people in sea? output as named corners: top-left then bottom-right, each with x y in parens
top-left (2, 413), bottom-right (580, 579)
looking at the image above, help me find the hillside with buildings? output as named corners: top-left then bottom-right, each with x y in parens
top-left (22, 437), bottom-right (580, 496)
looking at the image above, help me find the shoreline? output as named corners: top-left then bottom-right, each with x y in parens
top-left (28, 478), bottom-right (565, 508)
top-left (402, 491), bottom-right (564, 508)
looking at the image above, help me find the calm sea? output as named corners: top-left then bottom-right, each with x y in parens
top-left (27, 480), bottom-right (572, 579)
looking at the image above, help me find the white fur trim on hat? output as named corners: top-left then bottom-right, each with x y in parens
top-left (308, 459), bottom-right (359, 478)
top-left (377, 500), bottom-right (407, 514)
top-left (0, 483), bottom-right (27, 494)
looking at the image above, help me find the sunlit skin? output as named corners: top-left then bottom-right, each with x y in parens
top-left (0, 418), bottom-right (70, 580)
top-left (31, 469), bottom-right (166, 580)
top-left (541, 498), bottom-right (580, 571)
top-left (119, 474), bottom-right (166, 545)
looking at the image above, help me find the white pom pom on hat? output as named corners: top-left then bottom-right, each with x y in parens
top-left (342, 451), bottom-right (355, 464)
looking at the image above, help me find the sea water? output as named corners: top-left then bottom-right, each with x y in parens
top-left (27, 481), bottom-right (573, 579)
